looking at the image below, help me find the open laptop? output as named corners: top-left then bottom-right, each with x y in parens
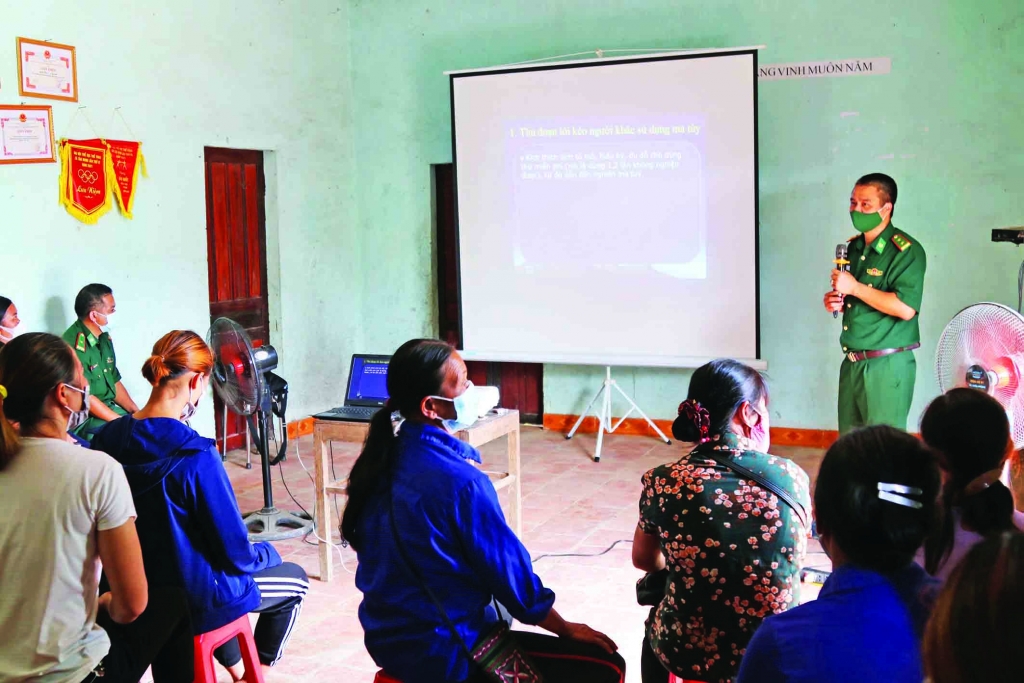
top-left (314, 354), bottom-right (391, 422)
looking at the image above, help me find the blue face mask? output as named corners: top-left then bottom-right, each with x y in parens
top-left (430, 382), bottom-right (500, 433)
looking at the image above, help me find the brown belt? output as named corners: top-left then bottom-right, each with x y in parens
top-left (846, 343), bottom-right (920, 363)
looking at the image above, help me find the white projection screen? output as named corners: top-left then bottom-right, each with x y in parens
top-left (450, 49), bottom-right (760, 367)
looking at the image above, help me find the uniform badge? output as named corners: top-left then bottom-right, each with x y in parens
top-left (866, 268), bottom-right (883, 277)
top-left (892, 234), bottom-right (912, 252)
top-left (89, 364), bottom-right (98, 372)
top-left (106, 357), bottom-right (114, 363)
top-left (75, 332), bottom-right (87, 352)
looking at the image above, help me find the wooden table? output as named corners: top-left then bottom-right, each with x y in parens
top-left (313, 409), bottom-right (522, 582)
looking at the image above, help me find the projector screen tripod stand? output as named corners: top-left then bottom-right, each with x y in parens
top-left (566, 366), bottom-right (671, 461)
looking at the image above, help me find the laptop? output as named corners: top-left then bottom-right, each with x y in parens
top-left (314, 354), bottom-right (391, 422)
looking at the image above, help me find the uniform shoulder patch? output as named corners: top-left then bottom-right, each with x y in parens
top-left (74, 332), bottom-right (86, 352)
top-left (892, 233), bottom-right (912, 252)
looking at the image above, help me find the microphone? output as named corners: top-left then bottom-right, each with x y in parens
top-left (833, 243), bottom-right (850, 319)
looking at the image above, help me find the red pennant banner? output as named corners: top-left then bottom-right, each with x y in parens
top-left (106, 139), bottom-right (145, 219)
top-left (59, 138), bottom-right (113, 224)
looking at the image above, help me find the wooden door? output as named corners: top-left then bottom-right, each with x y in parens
top-left (204, 148), bottom-right (269, 451)
top-left (434, 163), bottom-right (543, 423)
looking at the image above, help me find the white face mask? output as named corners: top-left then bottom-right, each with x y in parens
top-left (429, 382), bottom-right (500, 432)
top-left (90, 310), bottom-right (112, 333)
top-left (180, 375), bottom-right (205, 424)
top-left (0, 323), bottom-right (19, 342)
top-left (62, 383), bottom-right (91, 432)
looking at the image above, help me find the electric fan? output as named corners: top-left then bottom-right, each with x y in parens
top-left (936, 302), bottom-right (1024, 448)
top-left (208, 317), bottom-right (313, 541)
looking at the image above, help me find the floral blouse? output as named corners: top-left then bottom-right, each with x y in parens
top-left (638, 432), bottom-right (811, 683)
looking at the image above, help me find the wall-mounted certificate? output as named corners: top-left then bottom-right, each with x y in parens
top-left (17, 37), bottom-right (78, 102)
top-left (0, 105), bottom-right (56, 164)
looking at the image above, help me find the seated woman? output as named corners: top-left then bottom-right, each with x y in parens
top-left (917, 388), bottom-right (1024, 580)
top-left (736, 425), bottom-right (942, 683)
top-left (343, 338), bottom-right (625, 683)
top-left (633, 359), bottom-right (811, 683)
top-left (923, 530), bottom-right (1023, 683)
top-left (0, 333), bottom-right (192, 683)
top-left (0, 295), bottom-right (20, 347)
top-left (91, 330), bottom-right (308, 680)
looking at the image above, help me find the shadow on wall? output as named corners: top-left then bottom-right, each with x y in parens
top-left (44, 296), bottom-right (69, 335)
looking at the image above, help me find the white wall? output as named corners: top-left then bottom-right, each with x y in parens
top-left (0, 1), bottom-right (360, 434)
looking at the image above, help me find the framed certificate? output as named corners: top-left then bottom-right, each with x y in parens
top-left (17, 37), bottom-right (78, 102)
top-left (0, 105), bottom-right (57, 164)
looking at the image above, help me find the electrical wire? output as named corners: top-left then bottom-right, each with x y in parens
top-left (1017, 257), bottom-right (1024, 312)
top-left (286, 435), bottom-right (356, 574)
top-left (264, 422), bottom-right (355, 573)
top-left (532, 539), bottom-right (632, 564)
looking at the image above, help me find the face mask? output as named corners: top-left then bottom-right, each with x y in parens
top-left (91, 311), bottom-right (112, 332)
top-left (0, 324), bottom-right (19, 342)
top-left (62, 383), bottom-right (90, 432)
top-left (180, 376), bottom-right (204, 423)
top-left (430, 383), bottom-right (500, 432)
top-left (849, 209), bottom-right (885, 233)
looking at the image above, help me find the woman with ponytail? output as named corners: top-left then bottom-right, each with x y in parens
top-left (343, 339), bottom-right (625, 683)
top-left (0, 333), bottom-right (192, 683)
top-left (633, 359), bottom-right (810, 683)
top-left (91, 330), bottom-right (308, 681)
top-left (918, 387), bottom-right (1024, 580)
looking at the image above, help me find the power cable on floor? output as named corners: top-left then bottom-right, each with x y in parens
top-left (532, 538), bottom-right (633, 563)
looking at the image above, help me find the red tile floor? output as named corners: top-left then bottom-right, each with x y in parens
top-left (216, 427), bottom-right (828, 683)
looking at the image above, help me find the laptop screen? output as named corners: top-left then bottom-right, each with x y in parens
top-left (347, 355), bottom-right (390, 405)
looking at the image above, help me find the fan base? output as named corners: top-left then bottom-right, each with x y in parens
top-left (243, 507), bottom-right (313, 542)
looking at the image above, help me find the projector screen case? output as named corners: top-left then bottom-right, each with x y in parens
top-left (450, 49), bottom-right (760, 368)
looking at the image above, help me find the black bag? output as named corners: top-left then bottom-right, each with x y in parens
top-left (635, 450), bottom-right (808, 607)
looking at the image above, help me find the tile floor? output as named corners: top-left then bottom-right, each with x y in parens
top-left (220, 427), bottom-right (828, 683)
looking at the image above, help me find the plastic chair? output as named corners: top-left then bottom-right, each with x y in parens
top-left (194, 615), bottom-right (265, 683)
top-left (373, 671), bottom-right (402, 683)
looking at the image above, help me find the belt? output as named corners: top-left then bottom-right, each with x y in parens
top-left (846, 342), bottom-right (920, 363)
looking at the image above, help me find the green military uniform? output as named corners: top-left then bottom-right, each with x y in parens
top-left (61, 319), bottom-right (126, 439)
top-left (838, 223), bottom-right (926, 434)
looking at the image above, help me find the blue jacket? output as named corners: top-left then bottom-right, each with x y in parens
top-left (93, 416), bottom-right (280, 633)
top-left (356, 422), bottom-right (555, 683)
top-left (735, 564), bottom-right (936, 683)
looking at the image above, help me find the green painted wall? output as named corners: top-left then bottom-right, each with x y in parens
top-left (350, 0), bottom-right (1024, 430)
top-left (0, 1), bottom-right (359, 433)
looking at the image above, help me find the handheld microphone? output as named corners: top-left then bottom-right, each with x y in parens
top-left (833, 243), bottom-right (850, 319)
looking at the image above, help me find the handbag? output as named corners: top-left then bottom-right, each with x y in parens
top-left (387, 490), bottom-right (544, 683)
top-left (635, 450), bottom-right (809, 607)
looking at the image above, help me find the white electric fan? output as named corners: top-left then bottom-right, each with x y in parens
top-left (935, 302), bottom-right (1024, 448)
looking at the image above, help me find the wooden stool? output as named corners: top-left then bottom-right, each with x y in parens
top-left (373, 671), bottom-right (402, 683)
top-left (194, 615), bottom-right (265, 683)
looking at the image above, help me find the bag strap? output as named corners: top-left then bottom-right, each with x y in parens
top-left (704, 450), bottom-right (809, 529)
top-left (386, 487), bottom-right (477, 662)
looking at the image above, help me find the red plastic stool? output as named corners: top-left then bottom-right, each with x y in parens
top-left (194, 615), bottom-right (265, 683)
top-left (373, 671), bottom-right (402, 683)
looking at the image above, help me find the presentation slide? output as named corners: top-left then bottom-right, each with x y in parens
top-left (452, 52), bottom-right (758, 365)
top-left (508, 116), bottom-right (706, 277)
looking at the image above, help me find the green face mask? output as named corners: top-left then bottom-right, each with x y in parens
top-left (850, 209), bottom-right (885, 233)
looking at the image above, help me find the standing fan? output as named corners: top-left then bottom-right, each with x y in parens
top-left (208, 317), bottom-right (313, 541)
top-left (936, 302), bottom-right (1024, 448)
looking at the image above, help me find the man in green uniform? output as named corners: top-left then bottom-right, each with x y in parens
top-left (824, 173), bottom-right (926, 434)
top-left (61, 283), bottom-right (139, 439)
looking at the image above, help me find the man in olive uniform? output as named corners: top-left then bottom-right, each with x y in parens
top-left (824, 173), bottom-right (926, 434)
top-left (62, 283), bottom-right (139, 439)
